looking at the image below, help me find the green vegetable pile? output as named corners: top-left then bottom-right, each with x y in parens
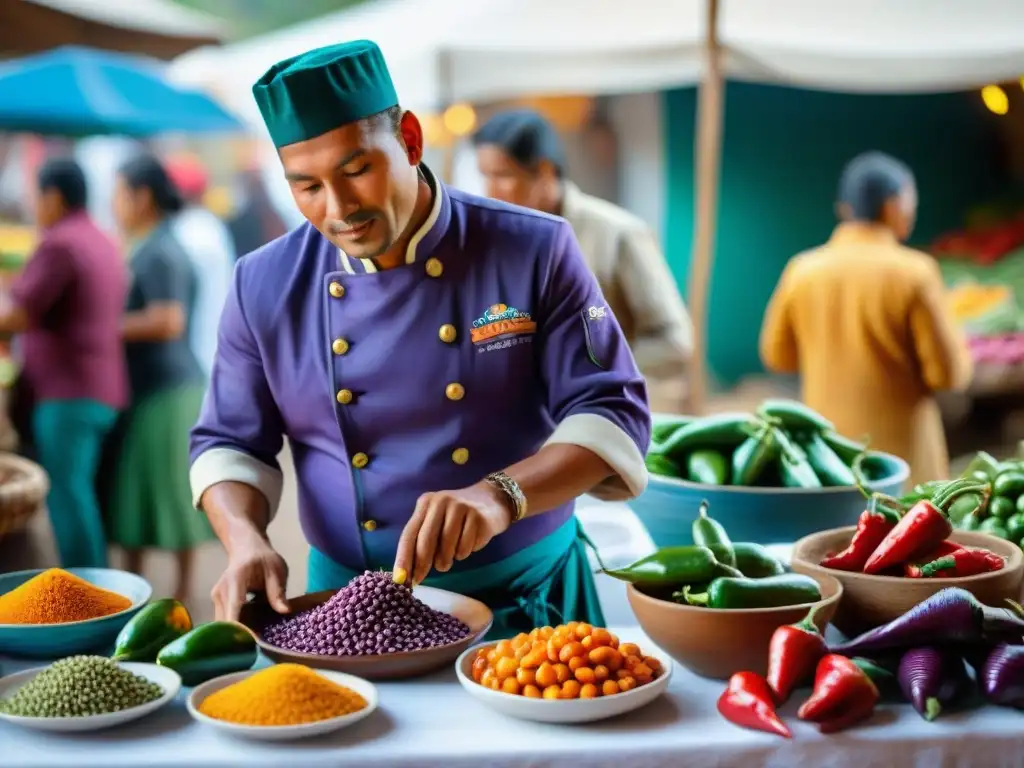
top-left (602, 500), bottom-right (822, 609)
top-left (924, 451), bottom-right (1024, 548)
top-left (0, 656), bottom-right (163, 718)
top-left (646, 399), bottom-right (884, 489)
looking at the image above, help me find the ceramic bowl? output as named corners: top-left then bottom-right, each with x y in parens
top-left (626, 572), bottom-right (843, 680)
top-left (0, 568), bottom-right (152, 657)
top-left (454, 640), bottom-right (673, 723)
top-left (239, 585), bottom-right (493, 680)
top-left (187, 667), bottom-right (378, 741)
top-left (0, 662), bottom-right (179, 732)
top-left (628, 451), bottom-right (909, 547)
top-left (791, 527), bottom-right (1024, 638)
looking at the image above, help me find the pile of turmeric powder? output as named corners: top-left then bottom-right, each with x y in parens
top-left (198, 663), bottom-right (367, 726)
top-left (0, 569), bottom-right (132, 625)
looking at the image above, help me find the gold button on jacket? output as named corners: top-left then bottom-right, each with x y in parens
top-left (451, 448), bottom-right (469, 465)
top-left (329, 281), bottom-right (345, 298)
top-left (336, 389), bottom-right (353, 405)
top-left (362, 520), bottom-right (378, 532)
top-left (445, 382), bottom-right (465, 401)
top-left (425, 257), bottom-right (444, 278)
top-left (352, 452), bottom-right (369, 469)
top-left (438, 324), bottom-right (457, 343)
top-left (332, 338), bottom-right (350, 355)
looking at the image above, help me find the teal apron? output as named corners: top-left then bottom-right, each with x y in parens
top-left (307, 517), bottom-right (605, 640)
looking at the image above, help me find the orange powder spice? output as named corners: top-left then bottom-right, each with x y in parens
top-left (0, 568), bottom-right (132, 625)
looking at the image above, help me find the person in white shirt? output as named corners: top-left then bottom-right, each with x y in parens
top-left (473, 109), bottom-right (693, 414)
top-left (165, 156), bottom-right (236, 378)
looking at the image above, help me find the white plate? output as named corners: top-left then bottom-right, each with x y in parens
top-left (187, 668), bottom-right (378, 741)
top-left (455, 641), bottom-right (673, 723)
top-left (0, 662), bottom-right (180, 732)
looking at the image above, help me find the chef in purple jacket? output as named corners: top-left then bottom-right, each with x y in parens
top-left (189, 40), bottom-right (651, 637)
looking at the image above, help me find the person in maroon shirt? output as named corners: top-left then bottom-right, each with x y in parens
top-left (0, 157), bottom-right (128, 567)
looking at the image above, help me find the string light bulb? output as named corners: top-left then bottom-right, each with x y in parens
top-left (442, 103), bottom-right (477, 137)
top-left (981, 85), bottom-right (1009, 115)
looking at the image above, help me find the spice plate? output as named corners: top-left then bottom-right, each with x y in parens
top-left (454, 642), bottom-right (673, 723)
top-left (0, 662), bottom-right (180, 732)
top-left (186, 668), bottom-right (379, 741)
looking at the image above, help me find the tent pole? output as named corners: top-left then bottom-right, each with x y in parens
top-left (686, 0), bottom-right (724, 415)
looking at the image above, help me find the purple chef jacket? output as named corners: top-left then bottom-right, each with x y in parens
top-left (189, 168), bottom-right (651, 572)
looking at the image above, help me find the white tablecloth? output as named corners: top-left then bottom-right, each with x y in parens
top-left (7, 625), bottom-right (1024, 768)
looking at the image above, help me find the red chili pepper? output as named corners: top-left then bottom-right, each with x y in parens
top-left (919, 547), bottom-right (1005, 578)
top-left (797, 654), bottom-right (879, 734)
top-left (903, 541), bottom-right (966, 577)
top-left (717, 671), bottom-right (791, 738)
top-left (819, 498), bottom-right (901, 572)
top-left (863, 486), bottom-right (985, 575)
top-left (766, 604), bottom-right (827, 704)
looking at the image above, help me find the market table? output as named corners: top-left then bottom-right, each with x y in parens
top-left (6, 626), bottom-right (1024, 768)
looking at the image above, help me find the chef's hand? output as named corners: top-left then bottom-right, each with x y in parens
top-left (211, 531), bottom-right (290, 622)
top-left (393, 481), bottom-right (513, 586)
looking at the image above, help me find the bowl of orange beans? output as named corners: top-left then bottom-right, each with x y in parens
top-left (454, 622), bottom-right (673, 723)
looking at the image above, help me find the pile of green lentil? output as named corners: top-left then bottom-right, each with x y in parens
top-left (0, 656), bottom-right (163, 717)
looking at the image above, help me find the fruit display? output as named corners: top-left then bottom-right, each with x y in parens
top-left (646, 399), bottom-right (886, 489)
top-left (468, 623), bottom-right (663, 700)
top-left (603, 501), bottom-right (817, 608)
top-left (814, 479), bottom-right (1006, 578)
top-left (261, 570), bottom-right (470, 655)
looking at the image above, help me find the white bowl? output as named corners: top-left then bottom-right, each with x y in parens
top-left (454, 641), bottom-right (673, 723)
top-left (0, 662), bottom-right (180, 732)
top-left (186, 668), bottom-right (378, 741)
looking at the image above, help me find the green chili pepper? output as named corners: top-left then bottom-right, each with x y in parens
top-left (602, 545), bottom-right (742, 589)
top-left (658, 413), bottom-right (765, 461)
top-left (994, 471), bottom-right (1024, 498)
top-left (732, 542), bottom-right (787, 578)
top-left (686, 449), bottom-right (729, 485)
top-left (820, 430), bottom-right (868, 465)
top-left (676, 573), bottom-right (822, 609)
top-left (691, 500), bottom-right (736, 568)
top-left (731, 427), bottom-right (779, 486)
top-left (990, 496), bottom-right (1016, 521)
top-left (979, 517), bottom-right (1010, 540)
top-left (903, 479), bottom-right (946, 504)
top-left (772, 428), bottom-right (822, 489)
top-left (1005, 512), bottom-right (1024, 543)
top-left (961, 451), bottom-right (1001, 482)
top-left (645, 453), bottom-right (681, 478)
top-left (947, 492), bottom-right (983, 525)
top-left (797, 431), bottom-right (856, 486)
top-left (651, 417), bottom-right (696, 449)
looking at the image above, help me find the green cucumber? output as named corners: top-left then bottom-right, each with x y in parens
top-left (798, 431), bottom-right (856, 486)
top-left (979, 517), bottom-right (1010, 540)
top-left (756, 399), bottom-right (834, 433)
top-left (686, 449), bottom-right (729, 485)
top-left (731, 428), bottom-right (779, 486)
top-left (658, 412), bottom-right (765, 461)
top-left (994, 471), bottom-right (1024, 498)
top-left (1006, 512), bottom-right (1024, 544)
top-left (112, 598), bottom-right (193, 662)
top-left (156, 621), bottom-right (257, 687)
top-left (990, 496), bottom-right (1016, 521)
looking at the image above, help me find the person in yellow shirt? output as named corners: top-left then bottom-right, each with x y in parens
top-left (760, 151), bottom-right (972, 484)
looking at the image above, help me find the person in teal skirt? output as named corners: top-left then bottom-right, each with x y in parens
top-left (105, 153), bottom-right (215, 601)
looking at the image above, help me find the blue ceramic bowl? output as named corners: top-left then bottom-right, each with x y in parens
top-left (628, 451), bottom-right (909, 547)
top-left (0, 568), bottom-right (152, 658)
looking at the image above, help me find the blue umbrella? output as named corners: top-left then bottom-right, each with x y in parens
top-left (0, 45), bottom-right (243, 137)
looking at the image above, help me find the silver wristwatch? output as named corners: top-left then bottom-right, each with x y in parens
top-left (485, 471), bottom-right (527, 523)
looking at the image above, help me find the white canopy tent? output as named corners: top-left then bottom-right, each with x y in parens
top-left (171, 0), bottom-right (1024, 410)
top-left (171, 0), bottom-right (1024, 121)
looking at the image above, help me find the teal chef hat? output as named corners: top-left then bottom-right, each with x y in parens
top-left (252, 40), bottom-right (399, 148)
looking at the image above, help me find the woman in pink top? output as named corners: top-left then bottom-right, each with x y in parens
top-left (0, 157), bottom-right (129, 567)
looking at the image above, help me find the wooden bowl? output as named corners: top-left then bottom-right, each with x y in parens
top-left (625, 573), bottom-right (842, 680)
top-left (239, 585), bottom-right (493, 680)
top-left (791, 527), bottom-right (1024, 638)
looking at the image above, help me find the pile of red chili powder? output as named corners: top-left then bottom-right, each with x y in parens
top-left (262, 571), bottom-right (471, 655)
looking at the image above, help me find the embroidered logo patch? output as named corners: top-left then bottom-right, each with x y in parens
top-left (471, 303), bottom-right (537, 350)
top-left (587, 305), bottom-right (607, 320)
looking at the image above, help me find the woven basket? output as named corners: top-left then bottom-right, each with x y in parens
top-left (0, 453), bottom-right (48, 541)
